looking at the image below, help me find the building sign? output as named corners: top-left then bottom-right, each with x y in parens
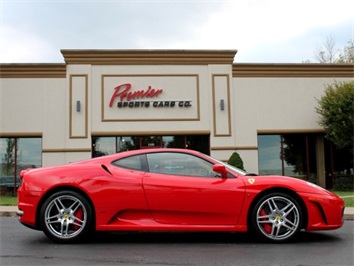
top-left (102, 75), bottom-right (200, 121)
top-left (108, 83), bottom-right (192, 108)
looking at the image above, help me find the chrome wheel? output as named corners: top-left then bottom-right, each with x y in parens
top-left (252, 194), bottom-right (302, 242)
top-left (40, 191), bottom-right (92, 243)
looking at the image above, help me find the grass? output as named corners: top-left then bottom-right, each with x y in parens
top-left (331, 190), bottom-right (354, 207)
top-left (0, 194), bottom-right (17, 206)
top-left (1, 190), bottom-right (354, 207)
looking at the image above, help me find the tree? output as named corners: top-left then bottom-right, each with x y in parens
top-left (305, 36), bottom-right (354, 63)
top-left (1, 138), bottom-right (16, 175)
top-left (282, 135), bottom-right (306, 176)
top-left (337, 40), bottom-right (354, 63)
top-left (314, 35), bottom-right (338, 63)
top-left (227, 152), bottom-right (245, 170)
top-left (316, 80), bottom-right (354, 152)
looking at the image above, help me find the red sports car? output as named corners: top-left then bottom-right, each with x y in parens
top-left (17, 148), bottom-right (344, 243)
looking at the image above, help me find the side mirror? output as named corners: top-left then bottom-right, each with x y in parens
top-left (213, 164), bottom-right (228, 178)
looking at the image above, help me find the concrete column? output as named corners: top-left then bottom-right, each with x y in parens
top-left (316, 135), bottom-right (326, 188)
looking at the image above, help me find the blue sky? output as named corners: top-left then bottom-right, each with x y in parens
top-left (0, 0), bottom-right (353, 63)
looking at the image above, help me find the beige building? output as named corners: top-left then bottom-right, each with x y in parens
top-left (0, 50), bottom-right (353, 189)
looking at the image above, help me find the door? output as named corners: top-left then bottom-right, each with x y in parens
top-left (143, 152), bottom-right (246, 225)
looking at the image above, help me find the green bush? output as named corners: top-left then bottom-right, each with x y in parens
top-left (333, 176), bottom-right (354, 191)
top-left (227, 152), bottom-right (245, 170)
top-left (316, 80), bottom-right (354, 151)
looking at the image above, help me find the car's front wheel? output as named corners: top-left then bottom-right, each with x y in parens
top-left (250, 192), bottom-right (302, 242)
top-left (39, 190), bottom-right (93, 243)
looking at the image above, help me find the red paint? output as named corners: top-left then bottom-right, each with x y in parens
top-left (109, 83), bottom-right (163, 107)
top-left (17, 148), bottom-right (344, 242)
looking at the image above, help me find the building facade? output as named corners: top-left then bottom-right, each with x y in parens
top-left (0, 50), bottom-right (353, 190)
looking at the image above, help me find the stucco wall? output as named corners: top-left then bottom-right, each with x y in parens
top-left (232, 77), bottom-right (354, 174)
top-left (1, 53), bottom-right (353, 170)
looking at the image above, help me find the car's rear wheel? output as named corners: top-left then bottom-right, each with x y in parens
top-left (40, 190), bottom-right (93, 243)
top-left (251, 192), bottom-right (302, 242)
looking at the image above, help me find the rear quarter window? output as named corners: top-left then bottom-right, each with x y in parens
top-left (111, 155), bottom-right (144, 171)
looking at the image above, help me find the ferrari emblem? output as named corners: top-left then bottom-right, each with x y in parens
top-left (248, 178), bottom-right (255, 184)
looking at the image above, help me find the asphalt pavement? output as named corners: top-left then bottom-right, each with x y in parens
top-left (0, 206), bottom-right (353, 219)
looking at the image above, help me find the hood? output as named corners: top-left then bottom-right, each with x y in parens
top-left (247, 174), bottom-right (336, 196)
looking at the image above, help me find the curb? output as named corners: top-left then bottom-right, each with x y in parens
top-left (0, 207), bottom-right (353, 220)
top-left (0, 206), bottom-right (19, 217)
top-left (344, 213), bottom-right (354, 220)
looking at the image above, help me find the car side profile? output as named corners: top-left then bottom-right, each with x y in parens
top-left (17, 148), bottom-right (344, 243)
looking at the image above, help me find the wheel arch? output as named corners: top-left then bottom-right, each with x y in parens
top-left (247, 187), bottom-right (308, 230)
top-left (35, 185), bottom-right (96, 230)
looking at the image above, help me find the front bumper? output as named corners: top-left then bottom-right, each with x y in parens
top-left (301, 192), bottom-right (345, 231)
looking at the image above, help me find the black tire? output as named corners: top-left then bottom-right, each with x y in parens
top-left (39, 190), bottom-right (93, 243)
top-left (250, 192), bottom-right (302, 242)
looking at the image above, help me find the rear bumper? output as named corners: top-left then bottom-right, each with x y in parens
top-left (16, 208), bottom-right (23, 217)
top-left (17, 187), bottom-right (42, 229)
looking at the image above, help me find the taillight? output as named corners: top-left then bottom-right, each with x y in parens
top-left (20, 168), bottom-right (31, 180)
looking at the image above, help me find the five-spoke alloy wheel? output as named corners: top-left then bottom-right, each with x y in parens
top-left (40, 190), bottom-right (93, 243)
top-left (251, 192), bottom-right (302, 242)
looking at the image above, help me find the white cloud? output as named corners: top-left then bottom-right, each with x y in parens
top-left (163, 0), bottom-right (354, 62)
top-left (0, 25), bottom-right (61, 63)
top-left (168, 0), bottom-right (353, 47)
top-left (0, 0), bottom-right (353, 63)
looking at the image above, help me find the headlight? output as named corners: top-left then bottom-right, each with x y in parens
top-left (306, 181), bottom-right (338, 197)
top-left (307, 182), bottom-right (327, 191)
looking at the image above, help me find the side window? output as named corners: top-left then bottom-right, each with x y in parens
top-left (112, 155), bottom-right (143, 171)
top-left (147, 152), bottom-right (215, 177)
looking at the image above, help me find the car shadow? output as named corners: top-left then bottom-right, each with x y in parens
top-left (82, 230), bottom-right (342, 245)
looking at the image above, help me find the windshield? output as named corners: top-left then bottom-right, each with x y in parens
top-left (202, 153), bottom-right (247, 176)
top-left (216, 159), bottom-right (247, 176)
top-left (192, 154), bottom-right (250, 176)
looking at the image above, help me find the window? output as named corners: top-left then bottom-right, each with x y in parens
top-left (111, 155), bottom-right (144, 171)
top-left (92, 137), bottom-right (116, 157)
top-left (146, 152), bottom-right (215, 177)
top-left (324, 139), bottom-right (354, 189)
top-left (257, 133), bottom-right (353, 188)
top-left (92, 135), bottom-right (210, 157)
top-left (282, 134), bottom-right (317, 181)
top-left (258, 134), bottom-right (316, 181)
top-left (0, 137), bottom-right (42, 193)
top-left (258, 135), bottom-right (282, 175)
